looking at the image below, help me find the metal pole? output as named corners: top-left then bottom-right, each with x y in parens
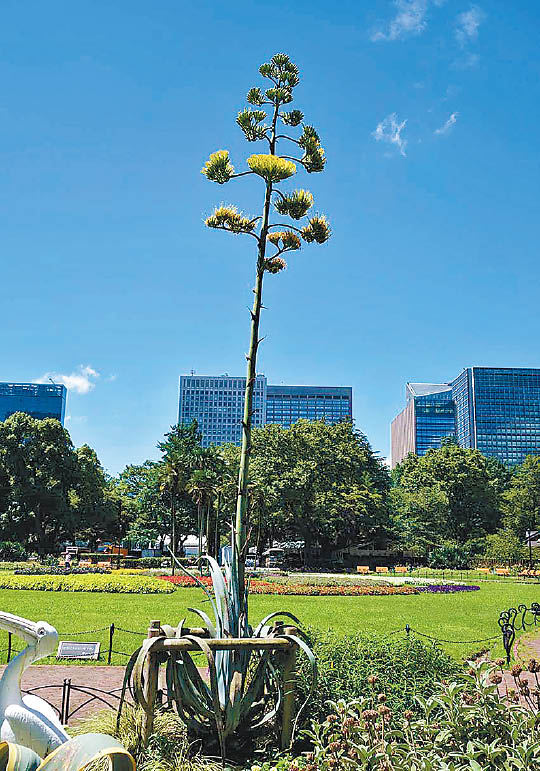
top-left (108, 624), bottom-right (115, 665)
top-left (7, 632), bottom-right (11, 663)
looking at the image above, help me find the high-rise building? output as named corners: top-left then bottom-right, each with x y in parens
top-left (391, 367), bottom-right (540, 467)
top-left (178, 375), bottom-right (267, 447)
top-left (178, 374), bottom-right (353, 446)
top-left (0, 382), bottom-right (67, 424)
top-left (266, 385), bottom-right (352, 429)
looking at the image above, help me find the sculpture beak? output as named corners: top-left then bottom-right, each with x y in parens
top-left (0, 612), bottom-right (41, 645)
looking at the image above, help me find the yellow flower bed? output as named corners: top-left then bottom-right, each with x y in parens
top-left (0, 573), bottom-right (175, 594)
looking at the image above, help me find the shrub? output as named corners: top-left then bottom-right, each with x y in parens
top-left (296, 630), bottom-right (459, 728)
top-left (288, 661), bottom-right (540, 770)
top-left (428, 543), bottom-right (472, 570)
top-left (0, 541), bottom-right (27, 561)
top-left (0, 573), bottom-right (175, 593)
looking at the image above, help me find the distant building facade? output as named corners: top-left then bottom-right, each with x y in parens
top-left (178, 374), bottom-right (353, 447)
top-left (266, 385), bottom-right (353, 429)
top-left (391, 367), bottom-right (540, 467)
top-left (0, 382), bottom-right (67, 424)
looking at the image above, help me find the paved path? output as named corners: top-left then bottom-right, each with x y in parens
top-left (0, 665), bottom-right (131, 725)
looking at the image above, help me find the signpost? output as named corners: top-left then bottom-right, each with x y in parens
top-left (57, 641), bottom-right (100, 660)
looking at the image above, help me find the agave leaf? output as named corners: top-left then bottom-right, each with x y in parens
top-left (198, 555), bottom-right (230, 636)
top-left (254, 611), bottom-right (302, 637)
top-left (187, 607), bottom-right (218, 639)
top-left (183, 635), bottom-right (226, 761)
top-left (168, 548), bottom-right (221, 624)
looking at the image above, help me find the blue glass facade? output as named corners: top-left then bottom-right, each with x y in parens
top-left (413, 388), bottom-right (456, 456)
top-left (463, 367), bottom-right (540, 465)
top-left (266, 385), bottom-right (352, 429)
top-left (178, 375), bottom-right (353, 446)
top-left (0, 382), bottom-right (67, 424)
top-left (392, 368), bottom-right (540, 467)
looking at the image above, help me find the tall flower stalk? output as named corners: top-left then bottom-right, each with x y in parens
top-left (202, 53), bottom-right (331, 601)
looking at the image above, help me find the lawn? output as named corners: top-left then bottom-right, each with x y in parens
top-left (1, 580), bottom-right (539, 664)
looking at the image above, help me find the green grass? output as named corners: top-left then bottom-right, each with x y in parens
top-left (1, 581), bottom-right (539, 664)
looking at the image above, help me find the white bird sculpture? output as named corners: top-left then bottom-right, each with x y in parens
top-left (0, 612), bottom-right (69, 756)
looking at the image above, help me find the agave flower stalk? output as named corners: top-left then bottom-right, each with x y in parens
top-left (202, 53), bottom-right (331, 603)
top-left (133, 53), bottom-right (330, 757)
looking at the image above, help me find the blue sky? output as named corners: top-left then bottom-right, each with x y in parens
top-left (2, 0), bottom-right (540, 472)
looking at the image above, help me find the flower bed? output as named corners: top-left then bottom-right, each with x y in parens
top-left (159, 575), bottom-right (481, 596)
top-left (159, 576), bottom-right (419, 596)
top-left (416, 584), bottom-right (480, 593)
top-left (0, 573), bottom-right (176, 593)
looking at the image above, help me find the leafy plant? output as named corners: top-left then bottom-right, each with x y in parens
top-left (429, 543), bottom-right (473, 570)
top-left (293, 660), bottom-right (540, 769)
top-left (295, 631), bottom-right (459, 730)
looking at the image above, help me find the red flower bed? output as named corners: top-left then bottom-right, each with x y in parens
top-left (158, 575), bottom-right (419, 596)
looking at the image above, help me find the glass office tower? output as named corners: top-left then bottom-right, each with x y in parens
top-left (178, 375), bottom-right (353, 446)
top-left (266, 385), bottom-right (352, 429)
top-left (0, 382), bottom-right (67, 424)
top-left (391, 383), bottom-right (455, 465)
top-left (178, 375), bottom-right (267, 447)
top-left (391, 367), bottom-right (540, 467)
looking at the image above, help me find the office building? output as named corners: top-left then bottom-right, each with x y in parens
top-left (178, 374), bottom-right (353, 446)
top-left (178, 375), bottom-right (267, 447)
top-left (391, 367), bottom-right (540, 467)
top-left (0, 382), bottom-right (67, 424)
top-left (266, 385), bottom-right (352, 429)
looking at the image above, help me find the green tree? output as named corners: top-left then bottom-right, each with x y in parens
top-left (483, 529), bottom-right (527, 562)
top-left (0, 412), bottom-right (78, 554)
top-left (389, 485), bottom-right (448, 557)
top-left (396, 443), bottom-right (502, 544)
top-left (157, 421), bottom-right (202, 570)
top-left (249, 420), bottom-right (390, 566)
top-left (201, 52), bottom-right (331, 595)
top-left (502, 455), bottom-right (540, 540)
top-left (70, 444), bottom-right (119, 547)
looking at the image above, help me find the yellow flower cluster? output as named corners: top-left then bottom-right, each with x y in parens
top-left (247, 154), bottom-right (296, 183)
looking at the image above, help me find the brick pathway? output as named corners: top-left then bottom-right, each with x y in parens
top-left (0, 665), bottom-right (130, 724)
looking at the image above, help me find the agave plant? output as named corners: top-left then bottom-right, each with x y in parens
top-left (123, 545), bottom-right (315, 762)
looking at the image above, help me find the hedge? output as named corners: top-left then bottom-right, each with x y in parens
top-left (0, 574), bottom-right (176, 594)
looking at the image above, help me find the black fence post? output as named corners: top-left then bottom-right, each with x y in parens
top-left (405, 624), bottom-right (410, 637)
top-left (108, 624), bottom-right (115, 665)
top-left (65, 678), bottom-right (72, 725)
top-left (7, 632), bottom-right (11, 663)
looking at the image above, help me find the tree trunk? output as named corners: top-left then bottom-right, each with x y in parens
top-left (215, 491), bottom-right (221, 562)
top-left (171, 494), bottom-right (176, 576)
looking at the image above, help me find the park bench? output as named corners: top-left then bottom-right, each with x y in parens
top-left (97, 561), bottom-right (111, 570)
top-left (375, 566), bottom-right (389, 574)
top-left (356, 565), bottom-right (370, 574)
top-left (79, 560), bottom-right (92, 568)
top-left (394, 566), bottom-right (408, 574)
top-left (495, 568), bottom-right (510, 576)
top-left (477, 567), bottom-right (491, 574)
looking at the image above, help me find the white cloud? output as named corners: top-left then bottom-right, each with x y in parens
top-left (371, 0), bottom-right (445, 42)
top-left (434, 111), bottom-right (458, 135)
top-left (34, 365), bottom-right (100, 394)
top-left (372, 113), bottom-right (408, 156)
top-left (455, 6), bottom-right (484, 46)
